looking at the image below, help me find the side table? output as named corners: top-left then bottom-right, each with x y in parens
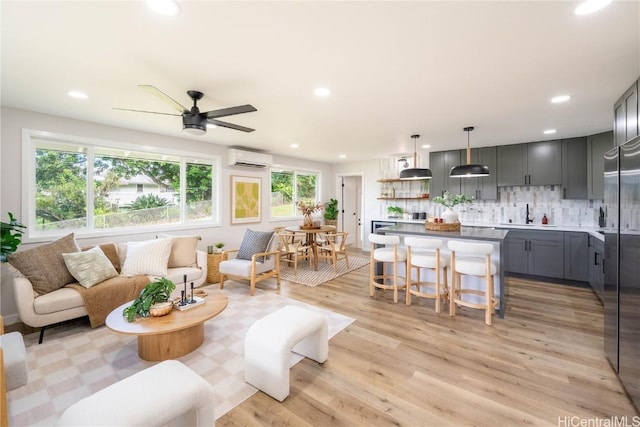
top-left (207, 253), bottom-right (223, 284)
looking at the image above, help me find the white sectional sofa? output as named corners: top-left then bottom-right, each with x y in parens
top-left (7, 233), bottom-right (207, 343)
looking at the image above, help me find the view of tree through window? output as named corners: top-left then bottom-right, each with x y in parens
top-left (270, 169), bottom-right (319, 218)
top-left (31, 136), bottom-right (216, 235)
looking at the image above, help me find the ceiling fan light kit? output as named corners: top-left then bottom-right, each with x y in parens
top-left (449, 126), bottom-right (490, 178)
top-left (399, 134), bottom-right (432, 179)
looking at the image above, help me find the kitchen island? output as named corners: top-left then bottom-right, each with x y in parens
top-left (375, 224), bottom-right (509, 317)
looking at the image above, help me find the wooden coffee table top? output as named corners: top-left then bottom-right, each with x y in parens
top-left (106, 290), bottom-right (228, 336)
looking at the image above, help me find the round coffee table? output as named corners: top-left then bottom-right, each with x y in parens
top-left (106, 290), bottom-right (228, 361)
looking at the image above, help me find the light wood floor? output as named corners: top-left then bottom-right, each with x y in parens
top-left (219, 254), bottom-right (638, 426)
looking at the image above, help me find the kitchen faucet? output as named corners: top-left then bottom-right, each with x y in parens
top-left (526, 203), bottom-right (535, 224)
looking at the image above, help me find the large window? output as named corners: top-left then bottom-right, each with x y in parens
top-left (26, 130), bottom-right (218, 237)
top-left (270, 168), bottom-right (319, 219)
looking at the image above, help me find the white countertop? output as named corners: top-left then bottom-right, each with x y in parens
top-left (376, 218), bottom-right (605, 241)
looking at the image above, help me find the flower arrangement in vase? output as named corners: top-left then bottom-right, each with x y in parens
top-left (432, 192), bottom-right (474, 223)
top-left (298, 200), bottom-right (323, 228)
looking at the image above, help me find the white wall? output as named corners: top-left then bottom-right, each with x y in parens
top-left (0, 107), bottom-right (336, 322)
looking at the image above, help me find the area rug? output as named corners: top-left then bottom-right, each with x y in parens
top-left (7, 284), bottom-right (355, 426)
top-left (280, 254), bottom-right (369, 286)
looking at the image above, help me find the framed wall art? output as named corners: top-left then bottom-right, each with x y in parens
top-left (230, 175), bottom-right (261, 224)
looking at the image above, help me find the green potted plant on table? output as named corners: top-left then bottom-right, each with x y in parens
top-left (432, 191), bottom-right (474, 223)
top-left (323, 198), bottom-right (339, 227)
top-left (214, 242), bottom-right (225, 253)
top-left (123, 277), bottom-right (176, 322)
top-left (386, 206), bottom-right (403, 219)
top-left (1, 212), bottom-right (26, 262)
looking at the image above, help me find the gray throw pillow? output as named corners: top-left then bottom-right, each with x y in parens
top-left (63, 246), bottom-right (119, 288)
top-left (7, 233), bottom-right (80, 295)
top-left (236, 230), bottom-right (274, 262)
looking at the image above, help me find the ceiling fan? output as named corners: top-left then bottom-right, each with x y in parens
top-left (114, 85), bottom-right (257, 135)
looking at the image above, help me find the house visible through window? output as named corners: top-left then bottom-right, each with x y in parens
top-left (270, 168), bottom-right (319, 219)
top-left (26, 130), bottom-right (219, 237)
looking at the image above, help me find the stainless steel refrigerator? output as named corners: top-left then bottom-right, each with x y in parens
top-left (603, 136), bottom-right (640, 411)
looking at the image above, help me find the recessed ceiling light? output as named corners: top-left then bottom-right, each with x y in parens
top-left (314, 87), bottom-right (331, 97)
top-left (206, 123), bottom-right (216, 129)
top-left (574, 0), bottom-right (612, 15)
top-left (421, 144), bottom-right (431, 149)
top-left (290, 144), bottom-right (299, 148)
top-left (544, 129), bottom-right (557, 135)
top-left (338, 154), bottom-right (346, 159)
top-left (67, 90), bottom-right (88, 99)
top-left (147, 0), bottom-right (180, 16)
top-left (551, 95), bottom-right (571, 104)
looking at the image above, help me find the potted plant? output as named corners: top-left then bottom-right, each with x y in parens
top-left (214, 242), bottom-right (225, 253)
top-left (1, 212), bottom-right (26, 262)
top-left (323, 198), bottom-right (339, 227)
top-left (432, 191), bottom-right (474, 223)
top-left (123, 277), bottom-right (176, 322)
top-left (386, 206), bottom-right (403, 218)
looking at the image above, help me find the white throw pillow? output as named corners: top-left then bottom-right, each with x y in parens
top-left (62, 246), bottom-right (119, 289)
top-left (121, 238), bottom-right (172, 277)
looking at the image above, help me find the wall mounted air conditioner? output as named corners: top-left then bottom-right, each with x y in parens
top-left (227, 148), bottom-right (273, 168)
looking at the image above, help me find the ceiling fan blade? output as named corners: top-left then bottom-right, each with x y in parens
top-left (139, 85), bottom-right (188, 113)
top-left (208, 118), bottom-right (255, 133)
top-left (205, 104), bottom-right (257, 119)
top-left (113, 107), bottom-right (181, 117)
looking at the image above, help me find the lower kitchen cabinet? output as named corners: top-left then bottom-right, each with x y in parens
top-left (564, 232), bottom-right (589, 282)
top-left (503, 230), bottom-right (564, 279)
top-left (589, 235), bottom-right (604, 299)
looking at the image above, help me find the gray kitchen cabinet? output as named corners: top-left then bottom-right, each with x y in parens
top-left (429, 150), bottom-right (461, 198)
top-left (587, 131), bottom-right (613, 200)
top-left (588, 235), bottom-right (604, 300)
top-left (561, 137), bottom-right (587, 200)
top-left (503, 230), bottom-right (564, 279)
top-left (564, 232), bottom-right (589, 282)
top-left (497, 140), bottom-right (562, 186)
top-left (614, 78), bottom-right (639, 146)
top-left (460, 146), bottom-right (497, 200)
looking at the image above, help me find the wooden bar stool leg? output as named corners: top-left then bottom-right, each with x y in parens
top-left (485, 255), bottom-right (492, 326)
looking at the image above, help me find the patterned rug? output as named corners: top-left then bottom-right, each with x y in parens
top-left (280, 254), bottom-right (370, 286)
top-left (7, 284), bottom-right (355, 426)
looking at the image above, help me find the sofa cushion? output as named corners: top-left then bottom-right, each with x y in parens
top-left (33, 287), bottom-right (85, 315)
top-left (237, 230), bottom-right (274, 262)
top-left (63, 246), bottom-right (119, 289)
top-left (7, 233), bottom-right (80, 295)
top-left (156, 267), bottom-right (202, 286)
top-left (158, 234), bottom-right (201, 268)
top-left (121, 238), bottom-right (172, 277)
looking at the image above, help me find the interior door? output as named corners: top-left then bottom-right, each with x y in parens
top-left (340, 175), bottom-right (362, 248)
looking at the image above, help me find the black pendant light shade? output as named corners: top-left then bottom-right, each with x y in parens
top-left (399, 134), bottom-right (432, 179)
top-left (449, 126), bottom-right (490, 178)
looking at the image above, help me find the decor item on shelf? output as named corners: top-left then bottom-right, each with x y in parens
top-left (400, 134), bottom-right (432, 180)
top-left (1, 212), bottom-right (26, 262)
top-left (123, 277), bottom-right (176, 322)
top-left (450, 126), bottom-right (490, 177)
top-left (387, 206), bottom-right (403, 218)
top-left (214, 242), bottom-right (225, 253)
top-left (323, 198), bottom-right (339, 227)
top-left (432, 191), bottom-right (474, 224)
top-left (298, 200), bottom-right (323, 228)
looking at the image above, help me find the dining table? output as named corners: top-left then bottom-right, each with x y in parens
top-left (284, 225), bottom-right (335, 271)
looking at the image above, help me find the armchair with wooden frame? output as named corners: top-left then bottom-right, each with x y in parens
top-left (317, 231), bottom-right (350, 272)
top-left (278, 232), bottom-right (313, 274)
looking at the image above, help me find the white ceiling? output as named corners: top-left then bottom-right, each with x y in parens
top-left (2, 1), bottom-right (639, 164)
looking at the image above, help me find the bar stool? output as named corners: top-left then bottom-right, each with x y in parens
top-left (404, 237), bottom-right (449, 313)
top-left (448, 240), bottom-right (498, 325)
top-left (369, 234), bottom-right (407, 303)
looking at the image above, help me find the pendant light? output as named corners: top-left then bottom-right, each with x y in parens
top-left (449, 126), bottom-right (490, 178)
top-left (399, 134), bottom-right (432, 179)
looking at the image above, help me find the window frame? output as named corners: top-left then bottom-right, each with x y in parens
top-left (22, 129), bottom-right (221, 242)
top-left (269, 166), bottom-right (321, 221)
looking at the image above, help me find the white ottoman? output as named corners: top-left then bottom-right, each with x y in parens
top-left (244, 305), bottom-right (328, 402)
top-left (56, 360), bottom-right (215, 427)
top-left (0, 331), bottom-right (27, 390)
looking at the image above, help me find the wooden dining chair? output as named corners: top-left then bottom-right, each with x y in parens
top-left (318, 231), bottom-right (349, 272)
top-left (279, 232), bottom-right (313, 274)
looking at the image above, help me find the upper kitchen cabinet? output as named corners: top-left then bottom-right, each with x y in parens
top-left (429, 150), bottom-right (461, 198)
top-left (587, 131), bottom-right (613, 200)
top-left (497, 140), bottom-right (562, 186)
top-left (561, 137), bottom-right (587, 200)
top-left (460, 146), bottom-right (497, 200)
top-left (614, 78), bottom-right (639, 146)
